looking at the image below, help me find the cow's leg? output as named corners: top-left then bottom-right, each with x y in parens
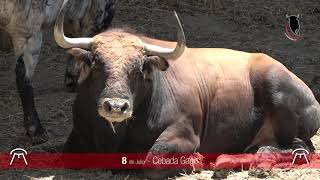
top-left (143, 122), bottom-right (200, 179)
top-left (12, 33), bottom-right (48, 144)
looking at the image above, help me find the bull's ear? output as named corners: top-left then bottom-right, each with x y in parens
top-left (143, 56), bottom-right (169, 71)
top-left (66, 48), bottom-right (92, 83)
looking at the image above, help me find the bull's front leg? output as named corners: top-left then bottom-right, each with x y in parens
top-left (143, 121), bottom-right (201, 179)
top-left (12, 33), bottom-right (48, 144)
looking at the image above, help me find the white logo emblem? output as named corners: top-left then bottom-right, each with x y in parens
top-left (9, 148), bottom-right (28, 166)
top-left (291, 148), bottom-right (309, 165)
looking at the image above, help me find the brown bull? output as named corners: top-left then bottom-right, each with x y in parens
top-left (54, 2), bottom-right (320, 179)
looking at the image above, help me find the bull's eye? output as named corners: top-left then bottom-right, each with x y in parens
top-left (93, 54), bottom-right (100, 64)
top-left (141, 57), bottom-right (148, 73)
top-left (129, 66), bottom-right (143, 79)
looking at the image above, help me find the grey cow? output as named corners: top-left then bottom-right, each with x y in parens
top-left (0, 0), bottom-right (116, 144)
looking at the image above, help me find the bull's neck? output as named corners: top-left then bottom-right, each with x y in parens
top-left (144, 69), bottom-right (174, 130)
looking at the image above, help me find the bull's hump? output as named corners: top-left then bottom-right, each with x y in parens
top-left (93, 33), bottom-right (144, 51)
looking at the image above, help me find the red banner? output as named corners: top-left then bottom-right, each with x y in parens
top-left (1, 153), bottom-right (320, 169)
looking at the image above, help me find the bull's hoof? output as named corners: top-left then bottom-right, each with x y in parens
top-left (26, 126), bottom-right (49, 145)
top-left (64, 80), bottom-right (77, 92)
top-left (31, 131), bottom-right (49, 145)
top-left (212, 169), bottom-right (232, 179)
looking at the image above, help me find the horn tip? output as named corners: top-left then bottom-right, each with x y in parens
top-left (173, 11), bottom-right (179, 20)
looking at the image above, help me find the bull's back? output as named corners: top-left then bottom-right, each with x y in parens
top-left (167, 48), bottom-right (261, 152)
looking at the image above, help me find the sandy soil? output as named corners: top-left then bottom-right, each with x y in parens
top-left (0, 0), bottom-right (320, 179)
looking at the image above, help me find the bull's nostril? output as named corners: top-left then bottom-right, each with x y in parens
top-left (104, 101), bottom-right (112, 113)
top-left (102, 99), bottom-right (130, 114)
top-left (121, 102), bottom-right (129, 112)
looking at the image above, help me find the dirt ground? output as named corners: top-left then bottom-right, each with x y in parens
top-left (0, 0), bottom-right (320, 179)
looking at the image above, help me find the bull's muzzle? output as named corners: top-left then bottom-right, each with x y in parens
top-left (98, 98), bottom-right (132, 123)
top-left (104, 98), bottom-right (129, 114)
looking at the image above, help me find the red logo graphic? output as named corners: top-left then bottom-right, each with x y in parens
top-left (285, 14), bottom-right (303, 41)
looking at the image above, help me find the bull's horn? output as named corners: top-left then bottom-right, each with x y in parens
top-left (144, 11), bottom-right (186, 60)
top-left (54, 0), bottom-right (93, 49)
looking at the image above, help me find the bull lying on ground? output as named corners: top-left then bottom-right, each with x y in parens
top-left (54, 2), bottom-right (320, 179)
top-left (0, 0), bottom-right (115, 144)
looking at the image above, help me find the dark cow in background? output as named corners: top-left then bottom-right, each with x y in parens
top-left (0, 0), bottom-right (116, 144)
top-left (54, 1), bottom-right (320, 179)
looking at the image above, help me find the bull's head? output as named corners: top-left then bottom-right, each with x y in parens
top-left (54, 0), bottom-right (185, 129)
